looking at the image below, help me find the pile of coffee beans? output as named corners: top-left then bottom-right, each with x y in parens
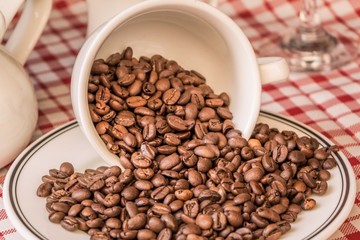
top-left (37, 47), bottom-right (338, 240)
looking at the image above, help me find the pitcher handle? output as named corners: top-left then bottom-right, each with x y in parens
top-left (1, 0), bottom-right (52, 65)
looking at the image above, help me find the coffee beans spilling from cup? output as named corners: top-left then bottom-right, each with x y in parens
top-left (37, 47), bottom-right (338, 239)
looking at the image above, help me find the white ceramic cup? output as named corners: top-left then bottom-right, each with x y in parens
top-left (0, 0), bottom-right (52, 168)
top-left (72, 0), bottom-right (289, 167)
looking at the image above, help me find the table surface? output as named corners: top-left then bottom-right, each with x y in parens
top-left (1, 0), bottom-right (359, 239)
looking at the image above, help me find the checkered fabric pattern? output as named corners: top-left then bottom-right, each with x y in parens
top-left (0, 0), bottom-right (359, 239)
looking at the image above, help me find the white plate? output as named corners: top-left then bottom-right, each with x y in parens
top-left (3, 111), bottom-right (356, 240)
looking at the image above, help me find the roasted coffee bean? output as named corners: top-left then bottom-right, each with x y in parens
top-left (216, 107), bottom-right (233, 119)
top-left (276, 220), bottom-right (291, 234)
top-left (134, 197), bottom-right (150, 208)
top-left (194, 145), bottom-right (220, 160)
top-left (197, 157), bottom-right (212, 173)
top-left (159, 214), bottom-right (177, 233)
top-left (60, 216), bottom-right (78, 231)
top-left (91, 61), bottom-right (109, 74)
top-left (211, 211), bottom-right (227, 231)
top-left (68, 204), bottom-right (84, 217)
top-left (301, 198), bottom-right (316, 210)
top-left (134, 168), bottom-right (154, 180)
top-left (181, 223), bottom-right (202, 235)
top-left (126, 96), bottom-right (147, 108)
top-left (105, 217), bottom-right (122, 229)
top-left (151, 186), bottom-right (171, 200)
top-left (233, 193), bottom-right (252, 205)
top-left (163, 193), bottom-right (177, 206)
top-left (163, 133), bottom-right (181, 146)
top-left (195, 213), bottom-right (213, 230)
top-left (124, 202), bottom-right (138, 219)
top-left (90, 203), bottom-right (105, 215)
top-left (198, 107), bottom-right (217, 122)
top-left (159, 153), bottom-right (180, 170)
top-left (169, 199), bottom-right (184, 212)
top-left (261, 153), bottom-right (278, 172)
top-left (180, 150), bottom-right (198, 167)
top-left (175, 189), bottom-right (193, 201)
top-left (145, 216), bottom-right (164, 234)
top-left (183, 199), bottom-right (199, 218)
top-left (128, 80), bottom-right (143, 96)
top-left (166, 115), bottom-right (189, 131)
top-left (191, 93), bottom-right (205, 109)
top-left (224, 209), bottom-right (243, 228)
top-left (318, 169), bottom-right (331, 181)
top-left (128, 213), bottom-right (147, 230)
top-left (148, 173), bottom-right (167, 188)
top-left (157, 228), bottom-right (172, 240)
top-left (49, 211), bottom-right (66, 223)
top-left (119, 169), bottom-right (134, 185)
top-left (155, 78), bottom-right (171, 91)
top-left (118, 73), bottom-right (136, 87)
top-left (162, 88), bottom-right (181, 105)
top-left (157, 145), bottom-right (177, 155)
top-left (71, 188), bottom-right (92, 202)
top-left (312, 180), bottom-right (328, 195)
top-left (198, 189), bottom-right (221, 202)
top-left (37, 182), bottom-right (53, 197)
top-left (137, 229), bottom-right (157, 240)
top-left (59, 162), bottom-right (75, 176)
top-left (86, 218), bottom-right (104, 228)
top-left (272, 144), bottom-right (288, 163)
top-left (288, 150), bottom-right (306, 164)
top-left (38, 48), bottom-right (338, 240)
top-left (173, 179), bottom-right (190, 190)
top-left (257, 207), bottom-right (281, 223)
top-left (187, 168), bottom-right (203, 187)
top-left (121, 186), bottom-right (139, 201)
top-left (152, 202), bottom-right (172, 215)
top-left (322, 157), bottom-right (337, 169)
top-left (133, 180), bottom-right (153, 191)
top-left (262, 223), bottom-right (282, 239)
top-left (130, 152), bottom-right (152, 168)
top-left (51, 202), bottom-right (70, 213)
top-left (114, 110), bottom-right (135, 127)
top-left (243, 167), bottom-right (264, 182)
top-left (184, 102), bottom-right (198, 120)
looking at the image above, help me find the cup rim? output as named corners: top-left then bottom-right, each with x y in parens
top-left (72, 0), bottom-right (262, 167)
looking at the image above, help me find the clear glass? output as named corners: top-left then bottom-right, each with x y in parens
top-left (258, 0), bottom-right (359, 72)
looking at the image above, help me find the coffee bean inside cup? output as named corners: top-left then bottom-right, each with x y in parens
top-left (37, 47), bottom-right (338, 239)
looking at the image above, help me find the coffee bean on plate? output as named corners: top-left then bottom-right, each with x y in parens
top-left (37, 47), bottom-right (339, 240)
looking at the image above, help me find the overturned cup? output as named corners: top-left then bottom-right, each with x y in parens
top-left (71, 0), bottom-right (289, 167)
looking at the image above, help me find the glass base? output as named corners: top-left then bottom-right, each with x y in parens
top-left (258, 27), bottom-right (359, 72)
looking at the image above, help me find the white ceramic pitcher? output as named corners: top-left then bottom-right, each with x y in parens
top-left (0, 0), bottom-right (52, 168)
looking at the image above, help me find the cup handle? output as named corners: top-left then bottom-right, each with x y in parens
top-left (1, 0), bottom-right (52, 65)
top-left (257, 57), bottom-right (290, 84)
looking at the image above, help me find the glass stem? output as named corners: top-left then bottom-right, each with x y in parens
top-left (294, 0), bottom-right (337, 48)
top-left (299, 0), bottom-right (321, 29)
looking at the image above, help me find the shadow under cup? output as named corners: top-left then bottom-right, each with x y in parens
top-left (74, 0), bottom-right (262, 167)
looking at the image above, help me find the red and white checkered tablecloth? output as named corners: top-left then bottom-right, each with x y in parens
top-left (1, 0), bottom-right (359, 239)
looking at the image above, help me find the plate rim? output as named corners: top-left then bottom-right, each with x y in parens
top-left (3, 120), bottom-right (79, 240)
top-left (3, 111), bottom-right (356, 240)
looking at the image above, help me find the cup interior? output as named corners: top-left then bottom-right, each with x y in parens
top-left (73, 0), bottom-right (261, 166)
